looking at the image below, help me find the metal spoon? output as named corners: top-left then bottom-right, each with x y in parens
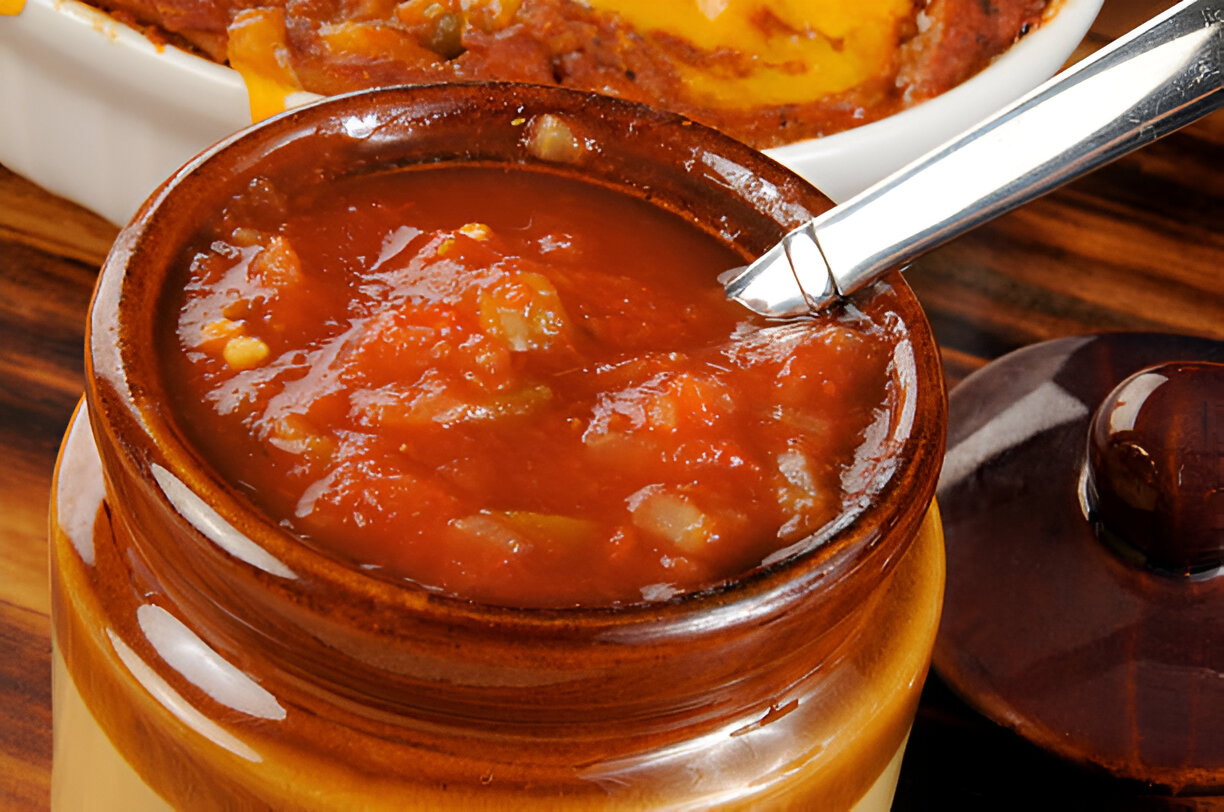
top-left (724, 0), bottom-right (1223, 319)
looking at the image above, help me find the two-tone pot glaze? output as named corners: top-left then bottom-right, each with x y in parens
top-left (50, 83), bottom-right (946, 810)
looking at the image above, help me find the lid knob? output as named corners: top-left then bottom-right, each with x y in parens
top-left (1086, 361), bottom-right (1224, 573)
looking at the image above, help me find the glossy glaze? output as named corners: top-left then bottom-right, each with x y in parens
top-left (1087, 360), bottom-right (1224, 573)
top-left (49, 84), bottom-right (947, 809)
top-left (935, 333), bottom-right (1224, 794)
top-left (51, 402), bottom-right (945, 807)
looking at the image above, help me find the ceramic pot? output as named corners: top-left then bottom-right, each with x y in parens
top-left (50, 83), bottom-right (946, 810)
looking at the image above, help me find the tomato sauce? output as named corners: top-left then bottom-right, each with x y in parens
top-left (162, 165), bottom-right (900, 607)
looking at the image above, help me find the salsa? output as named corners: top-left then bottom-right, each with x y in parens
top-left (91, 0), bottom-right (1051, 146)
top-left (163, 164), bottom-right (901, 607)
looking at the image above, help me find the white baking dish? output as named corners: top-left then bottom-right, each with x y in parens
top-left (0, 0), bottom-right (1101, 224)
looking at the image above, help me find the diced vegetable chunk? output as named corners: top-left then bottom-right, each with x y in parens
top-left (266, 413), bottom-right (335, 461)
top-left (223, 335), bottom-right (271, 370)
top-left (453, 510), bottom-right (600, 549)
top-left (629, 489), bottom-right (714, 553)
top-left (477, 272), bottom-right (570, 352)
top-left (458, 222), bottom-right (492, 241)
top-left (199, 318), bottom-right (244, 352)
top-left (526, 114), bottom-right (585, 164)
top-left (248, 235), bottom-right (303, 289)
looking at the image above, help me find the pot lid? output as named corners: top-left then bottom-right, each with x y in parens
top-left (933, 332), bottom-right (1224, 794)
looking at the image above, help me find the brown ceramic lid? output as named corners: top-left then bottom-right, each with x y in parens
top-left (933, 332), bottom-right (1224, 795)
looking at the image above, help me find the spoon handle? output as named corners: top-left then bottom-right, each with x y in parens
top-left (727, 0), bottom-right (1223, 319)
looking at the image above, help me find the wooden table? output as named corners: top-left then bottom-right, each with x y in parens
top-left (1, 1), bottom-right (1220, 807)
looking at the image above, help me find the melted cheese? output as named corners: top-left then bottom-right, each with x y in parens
top-left (227, 7), bottom-right (302, 123)
top-left (586, 0), bottom-right (913, 106)
top-left (225, 0), bottom-right (914, 121)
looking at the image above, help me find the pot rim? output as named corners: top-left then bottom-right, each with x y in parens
top-left (86, 81), bottom-right (947, 629)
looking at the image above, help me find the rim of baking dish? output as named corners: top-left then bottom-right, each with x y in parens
top-left (0, 0), bottom-right (1101, 222)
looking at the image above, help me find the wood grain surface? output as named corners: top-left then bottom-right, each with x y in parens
top-left (1, 0), bottom-right (1220, 807)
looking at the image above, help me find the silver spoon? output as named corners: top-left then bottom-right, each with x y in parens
top-left (724, 0), bottom-right (1223, 319)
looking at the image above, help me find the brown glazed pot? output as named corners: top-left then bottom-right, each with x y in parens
top-left (934, 333), bottom-right (1224, 795)
top-left (50, 83), bottom-right (946, 810)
